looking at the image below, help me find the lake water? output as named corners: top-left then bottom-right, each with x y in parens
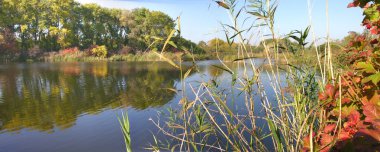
top-left (0, 60), bottom-right (282, 152)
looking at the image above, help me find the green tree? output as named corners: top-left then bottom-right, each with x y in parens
top-left (0, 0), bottom-right (198, 60)
top-left (206, 38), bottom-right (239, 53)
top-left (120, 8), bottom-right (175, 51)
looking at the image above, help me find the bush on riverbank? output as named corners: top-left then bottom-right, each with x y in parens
top-left (90, 45), bottom-right (108, 58)
top-left (44, 50), bottom-right (213, 62)
top-left (302, 1), bottom-right (380, 151)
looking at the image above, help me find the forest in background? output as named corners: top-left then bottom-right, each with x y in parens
top-left (0, 0), bottom-right (207, 61)
top-left (0, 0), bottom-right (360, 62)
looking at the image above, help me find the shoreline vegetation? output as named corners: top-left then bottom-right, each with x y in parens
top-left (0, 0), bottom-right (264, 63)
top-left (0, 42), bottom-right (348, 65)
top-left (0, 0), bottom-right (350, 65)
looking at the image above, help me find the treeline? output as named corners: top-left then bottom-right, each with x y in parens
top-left (198, 38), bottom-right (263, 54)
top-left (0, 0), bottom-right (355, 61)
top-left (0, 0), bottom-right (203, 60)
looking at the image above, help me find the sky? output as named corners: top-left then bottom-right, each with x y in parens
top-left (75, 0), bottom-right (365, 44)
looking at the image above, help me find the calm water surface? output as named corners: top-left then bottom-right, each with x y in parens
top-left (0, 60), bottom-right (281, 152)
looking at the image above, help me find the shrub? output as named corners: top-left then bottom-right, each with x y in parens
top-left (0, 28), bottom-right (19, 54)
top-left (118, 45), bottom-right (134, 55)
top-left (303, 1), bottom-right (380, 151)
top-left (0, 34), bottom-right (4, 44)
top-left (91, 45), bottom-right (108, 58)
top-left (59, 47), bottom-right (80, 56)
top-left (28, 45), bottom-right (43, 58)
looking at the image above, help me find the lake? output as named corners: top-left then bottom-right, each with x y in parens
top-left (0, 60), bottom-right (282, 152)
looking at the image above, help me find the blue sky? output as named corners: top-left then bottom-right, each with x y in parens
top-left (76, 0), bottom-right (364, 44)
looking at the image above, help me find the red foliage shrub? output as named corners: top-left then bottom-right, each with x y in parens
top-left (303, 1), bottom-right (380, 151)
top-left (59, 47), bottom-right (80, 56)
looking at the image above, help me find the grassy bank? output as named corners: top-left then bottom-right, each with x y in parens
top-left (43, 51), bottom-right (212, 62)
top-left (41, 49), bottom-right (271, 62)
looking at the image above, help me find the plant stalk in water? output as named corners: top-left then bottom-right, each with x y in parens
top-left (119, 112), bottom-right (132, 152)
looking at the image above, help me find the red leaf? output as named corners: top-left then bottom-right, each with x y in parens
top-left (324, 124), bottom-right (337, 133)
top-left (338, 131), bottom-right (351, 141)
top-left (365, 24), bottom-right (372, 29)
top-left (348, 41), bottom-right (354, 47)
top-left (363, 103), bottom-right (380, 126)
top-left (342, 98), bottom-right (351, 104)
top-left (334, 92), bottom-right (340, 99)
top-left (342, 110), bottom-right (360, 131)
top-left (320, 133), bottom-right (334, 147)
top-left (354, 77), bottom-right (361, 83)
top-left (370, 39), bottom-right (379, 45)
top-left (360, 50), bottom-right (372, 57)
top-left (371, 26), bottom-right (379, 35)
top-left (362, 19), bottom-right (371, 27)
top-left (357, 35), bottom-right (366, 42)
top-left (325, 84), bottom-right (335, 98)
top-left (319, 93), bottom-right (328, 101)
top-left (348, 110), bottom-right (360, 124)
top-left (347, 71), bottom-right (354, 77)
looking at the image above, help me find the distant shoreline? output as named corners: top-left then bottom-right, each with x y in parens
top-left (0, 51), bottom-right (266, 63)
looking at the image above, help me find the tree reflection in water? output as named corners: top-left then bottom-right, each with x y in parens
top-left (0, 62), bottom-right (181, 132)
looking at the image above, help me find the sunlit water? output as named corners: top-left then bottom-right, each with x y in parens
top-left (0, 60), bottom-right (285, 152)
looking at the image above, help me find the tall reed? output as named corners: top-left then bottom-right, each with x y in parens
top-left (121, 0), bottom-right (337, 151)
top-left (119, 112), bottom-right (132, 152)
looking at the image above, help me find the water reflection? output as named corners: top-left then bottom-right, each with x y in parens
top-left (0, 59), bottom-right (283, 152)
top-left (0, 62), bottom-right (180, 132)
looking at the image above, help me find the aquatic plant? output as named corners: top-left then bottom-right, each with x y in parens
top-left (119, 112), bottom-right (132, 152)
